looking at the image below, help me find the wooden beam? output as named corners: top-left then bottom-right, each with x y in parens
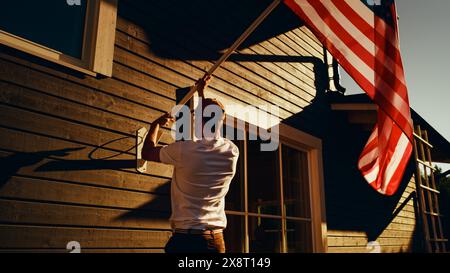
top-left (91, 0), bottom-right (118, 76)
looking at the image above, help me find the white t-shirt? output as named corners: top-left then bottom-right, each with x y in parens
top-left (159, 137), bottom-right (239, 230)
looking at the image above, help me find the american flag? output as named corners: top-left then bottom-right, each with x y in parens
top-left (284, 0), bottom-right (413, 195)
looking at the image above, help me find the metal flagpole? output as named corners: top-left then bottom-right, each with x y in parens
top-left (176, 0), bottom-right (282, 108)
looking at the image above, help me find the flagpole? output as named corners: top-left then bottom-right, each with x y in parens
top-left (176, 0), bottom-right (282, 108)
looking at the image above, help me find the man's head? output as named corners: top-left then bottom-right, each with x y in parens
top-left (197, 98), bottom-right (225, 138)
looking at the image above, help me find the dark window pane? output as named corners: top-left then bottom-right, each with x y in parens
top-left (223, 215), bottom-right (245, 253)
top-left (282, 145), bottom-right (311, 218)
top-left (247, 137), bottom-right (280, 215)
top-left (225, 140), bottom-right (244, 211)
top-left (0, 0), bottom-right (87, 58)
top-left (224, 125), bottom-right (244, 212)
top-left (249, 216), bottom-right (282, 253)
top-left (286, 220), bottom-right (312, 253)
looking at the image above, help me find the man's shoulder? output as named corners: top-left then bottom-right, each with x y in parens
top-left (222, 138), bottom-right (239, 157)
top-left (222, 137), bottom-right (235, 147)
top-left (162, 140), bottom-right (192, 153)
top-left (167, 140), bottom-right (194, 146)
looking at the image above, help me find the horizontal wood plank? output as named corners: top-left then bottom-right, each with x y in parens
top-left (0, 199), bottom-right (171, 230)
top-left (0, 150), bottom-right (170, 194)
top-left (0, 177), bottom-right (170, 214)
top-left (0, 224), bottom-right (171, 248)
top-left (0, 80), bottom-right (174, 145)
top-left (0, 124), bottom-right (173, 179)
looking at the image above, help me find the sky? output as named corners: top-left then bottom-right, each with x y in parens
top-left (340, 0), bottom-right (450, 170)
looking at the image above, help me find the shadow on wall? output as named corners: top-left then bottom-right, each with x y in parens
top-left (0, 0), bottom-right (335, 236)
top-left (278, 90), bottom-right (424, 251)
top-left (0, 147), bottom-right (85, 187)
top-left (317, 108), bottom-right (424, 252)
top-left (120, 0), bottom-right (332, 135)
top-left (31, 136), bottom-right (138, 172)
top-left (119, 0), bottom-right (305, 62)
top-left (0, 0), bottom-right (308, 80)
top-left (115, 182), bottom-right (171, 222)
top-left (2, 0), bottom-right (422, 247)
top-left (0, 143), bottom-right (139, 187)
top-left (0, 137), bottom-right (172, 216)
top-left (118, 0), bottom-right (339, 242)
top-left (119, 0), bottom-right (329, 102)
top-left (26, 130), bottom-right (167, 172)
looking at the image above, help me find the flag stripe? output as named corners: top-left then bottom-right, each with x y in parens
top-left (307, 0), bottom-right (412, 132)
top-left (314, 0), bottom-right (406, 89)
top-left (385, 144), bottom-right (412, 195)
top-left (284, 0), bottom-right (413, 195)
top-left (285, 0), bottom-right (413, 137)
top-left (338, 0), bottom-right (395, 44)
top-left (333, 0), bottom-right (409, 100)
top-left (343, 0), bottom-right (397, 43)
top-left (383, 131), bottom-right (409, 189)
top-left (330, 0), bottom-right (407, 100)
top-left (364, 163), bottom-right (380, 184)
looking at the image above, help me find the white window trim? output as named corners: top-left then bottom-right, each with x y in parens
top-left (279, 123), bottom-right (328, 253)
top-left (225, 115), bottom-right (328, 253)
top-left (0, 0), bottom-right (117, 77)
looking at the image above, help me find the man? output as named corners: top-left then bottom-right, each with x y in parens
top-left (141, 75), bottom-right (239, 253)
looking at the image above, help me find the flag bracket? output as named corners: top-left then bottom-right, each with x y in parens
top-left (136, 127), bottom-right (148, 173)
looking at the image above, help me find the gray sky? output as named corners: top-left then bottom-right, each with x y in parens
top-left (340, 0), bottom-right (450, 169)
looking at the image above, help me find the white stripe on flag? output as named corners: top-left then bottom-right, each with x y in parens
top-left (293, 0), bottom-right (374, 83)
top-left (295, 0), bottom-right (411, 124)
top-left (381, 132), bottom-right (410, 193)
top-left (364, 162), bottom-right (380, 184)
top-left (320, 0), bottom-right (406, 86)
top-left (359, 146), bottom-right (379, 169)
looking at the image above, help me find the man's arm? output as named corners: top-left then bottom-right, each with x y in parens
top-left (142, 75), bottom-right (210, 162)
top-left (197, 74), bottom-right (211, 100)
top-left (141, 113), bottom-right (174, 162)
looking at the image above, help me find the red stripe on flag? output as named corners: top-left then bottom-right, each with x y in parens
top-left (284, 0), bottom-right (412, 138)
top-left (284, 0), bottom-right (413, 195)
top-left (308, 0), bottom-right (404, 90)
top-left (308, 0), bottom-right (411, 127)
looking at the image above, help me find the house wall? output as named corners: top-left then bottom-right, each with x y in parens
top-left (322, 110), bottom-right (421, 253)
top-left (0, 0), bottom-right (325, 252)
top-left (327, 176), bottom-right (419, 253)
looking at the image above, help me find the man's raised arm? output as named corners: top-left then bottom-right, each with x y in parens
top-left (141, 113), bottom-right (174, 162)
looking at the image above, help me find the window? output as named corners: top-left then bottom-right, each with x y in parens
top-left (0, 0), bottom-right (118, 76)
top-left (223, 122), bottom-right (327, 253)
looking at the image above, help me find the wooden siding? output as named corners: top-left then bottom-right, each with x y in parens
top-left (0, 0), bottom-right (421, 253)
top-left (0, 0), bottom-right (324, 252)
top-left (327, 177), bottom-right (418, 253)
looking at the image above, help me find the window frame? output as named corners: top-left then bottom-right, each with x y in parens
top-left (0, 0), bottom-right (117, 77)
top-left (224, 116), bottom-right (328, 253)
